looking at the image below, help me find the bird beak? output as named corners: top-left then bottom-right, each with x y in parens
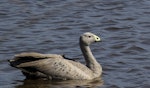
top-left (93, 35), bottom-right (101, 42)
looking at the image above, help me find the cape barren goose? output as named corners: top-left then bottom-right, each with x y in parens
top-left (9, 32), bottom-right (102, 80)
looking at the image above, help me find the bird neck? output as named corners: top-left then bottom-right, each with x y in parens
top-left (80, 42), bottom-right (102, 76)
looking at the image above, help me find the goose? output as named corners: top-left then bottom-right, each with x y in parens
top-left (8, 32), bottom-right (102, 80)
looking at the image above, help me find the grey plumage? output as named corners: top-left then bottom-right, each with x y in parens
top-left (8, 32), bottom-right (102, 80)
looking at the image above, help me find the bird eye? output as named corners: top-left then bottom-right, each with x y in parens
top-left (88, 36), bottom-right (91, 38)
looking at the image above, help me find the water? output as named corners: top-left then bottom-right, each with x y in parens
top-left (0, 0), bottom-right (150, 88)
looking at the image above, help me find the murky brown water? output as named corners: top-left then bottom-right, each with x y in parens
top-left (0, 0), bottom-right (150, 88)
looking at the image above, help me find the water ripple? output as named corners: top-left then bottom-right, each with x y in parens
top-left (0, 0), bottom-right (150, 88)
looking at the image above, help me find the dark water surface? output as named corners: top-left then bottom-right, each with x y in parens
top-left (0, 0), bottom-right (150, 88)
